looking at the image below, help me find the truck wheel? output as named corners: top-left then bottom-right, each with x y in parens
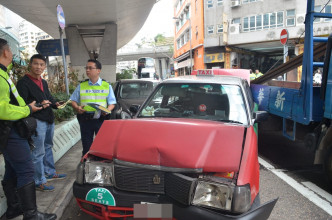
top-left (324, 147), bottom-right (332, 183)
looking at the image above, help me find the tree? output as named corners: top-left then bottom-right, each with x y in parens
top-left (154, 34), bottom-right (166, 45)
top-left (116, 67), bottom-right (136, 81)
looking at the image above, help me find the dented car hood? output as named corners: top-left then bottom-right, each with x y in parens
top-left (90, 118), bottom-right (246, 172)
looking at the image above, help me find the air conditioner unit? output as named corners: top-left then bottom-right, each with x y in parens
top-left (231, 0), bottom-right (240, 7)
top-left (229, 23), bottom-right (240, 34)
top-left (296, 14), bottom-right (305, 25)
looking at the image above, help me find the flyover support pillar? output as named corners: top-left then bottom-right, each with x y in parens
top-left (65, 26), bottom-right (90, 80)
top-left (155, 59), bottom-right (161, 80)
top-left (161, 58), bottom-right (168, 80)
top-left (98, 23), bottom-right (117, 83)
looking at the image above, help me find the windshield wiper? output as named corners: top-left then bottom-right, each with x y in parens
top-left (217, 119), bottom-right (243, 124)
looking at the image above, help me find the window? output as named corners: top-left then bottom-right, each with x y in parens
top-left (243, 15), bottom-right (262, 31)
top-left (263, 13), bottom-right (270, 29)
top-left (249, 16), bottom-right (256, 31)
top-left (277, 11), bottom-right (284, 27)
top-left (324, 5), bottom-right (332, 22)
top-left (243, 17), bottom-right (249, 32)
top-left (207, 0), bottom-right (213, 8)
top-left (243, 11), bottom-right (286, 32)
top-left (185, 30), bottom-right (190, 42)
top-left (262, 12), bottom-right (283, 29)
top-left (186, 8), bottom-right (190, 20)
top-left (177, 39), bottom-right (181, 49)
top-left (270, 13), bottom-right (276, 28)
top-left (286, 9), bottom-right (295, 26)
top-left (217, 24), bottom-right (223, 33)
top-left (243, 0), bottom-right (257, 3)
top-left (314, 5), bottom-right (321, 22)
top-left (176, 0), bottom-right (181, 13)
top-left (232, 18), bottom-right (241, 24)
top-left (217, 0), bottom-right (223, 6)
top-left (207, 25), bottom-right (214, 34)
top-left (256, 15), bottom-right (262, 30)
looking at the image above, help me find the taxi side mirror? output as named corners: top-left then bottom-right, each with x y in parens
top-left (129, 104), bottom-right (140, 114)
top-left (253, 111), bottom-right (268, 123)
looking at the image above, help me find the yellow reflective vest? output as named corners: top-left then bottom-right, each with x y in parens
top-left (79, 80), bottom-right (110, 112)
top-left (250, 72), bottom-right (263, 81)
top-left (0, 66), bottom-right (30, 120)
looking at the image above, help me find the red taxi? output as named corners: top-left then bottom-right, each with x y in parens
top-left (73, 69), bottom-right (277, 219)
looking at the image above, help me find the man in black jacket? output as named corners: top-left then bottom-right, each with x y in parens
top-left (0, 41), bottom-right (56, 220)
top-left (17, 54), bottom-right (66, 192)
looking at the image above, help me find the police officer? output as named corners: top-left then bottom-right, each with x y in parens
top-left (70, 59), bottom-right (116, 156)
top-left (0, 39), bottom-right (56, 219)
top-left (250, 69), bottom-right (263, 81)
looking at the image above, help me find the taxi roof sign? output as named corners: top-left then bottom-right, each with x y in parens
top-left (197, 69), bottom-right (214, 76)
top-left (192, 69), bottom-right (250, 83)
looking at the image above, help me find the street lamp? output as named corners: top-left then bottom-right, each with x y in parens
top-left (173, 17), bottom-right (192, 75)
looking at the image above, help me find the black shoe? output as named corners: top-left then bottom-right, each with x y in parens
top-left (1, 179), bottom-right (23, 219)
top-left (17, 181), bottom-right (57, 220)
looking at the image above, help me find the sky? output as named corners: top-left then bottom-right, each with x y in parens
top-left (3, 0), bottom-right (174, 47)
top-left (129, 0), bottom-right (174, 44)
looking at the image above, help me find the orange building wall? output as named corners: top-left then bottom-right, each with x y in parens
top-left (194, 46), bottom-right (205, 70)
top-left (174, 0), bottom-right (204, 72)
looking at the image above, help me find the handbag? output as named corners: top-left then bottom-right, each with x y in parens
top-left (14, 116), bottom-right (37, 139)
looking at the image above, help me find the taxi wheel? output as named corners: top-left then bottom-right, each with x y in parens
top-left (324, 147), bottom-right (332, 183)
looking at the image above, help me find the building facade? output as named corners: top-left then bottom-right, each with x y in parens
top-left (173, 0), bottom-right (205, 76)
top-left (174, 0), bottom-right (332, 78)
top-left (204, 0), bottom-right (332, 75)
top-left (18, 20), bottom-right (52, 58)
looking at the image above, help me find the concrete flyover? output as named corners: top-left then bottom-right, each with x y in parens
top-left (117, 46), bottom-right (174, 79)
top-left (0, 0), bottom-right (156, 82)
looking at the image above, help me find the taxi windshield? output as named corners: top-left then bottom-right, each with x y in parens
top-left (138, 83), bottom-right (249, 125)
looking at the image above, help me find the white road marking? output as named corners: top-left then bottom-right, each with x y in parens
top-left (302, 181), bottom-right (332, 204)
top-left (259, 157), bottom-right (332, 216)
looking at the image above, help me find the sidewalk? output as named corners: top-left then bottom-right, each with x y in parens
top-left (0, 140), bottom-right (82, 220)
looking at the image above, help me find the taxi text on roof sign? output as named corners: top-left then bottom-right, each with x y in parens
top-left (197, 69), bottom-right (214, 76)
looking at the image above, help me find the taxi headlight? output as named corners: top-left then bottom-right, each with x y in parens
top-left (232, 184), bottom-right (251, 213)
top-left (192, 181), bottom-right (233, 211)
top-left (84, 161), bottom-right (114, 186)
